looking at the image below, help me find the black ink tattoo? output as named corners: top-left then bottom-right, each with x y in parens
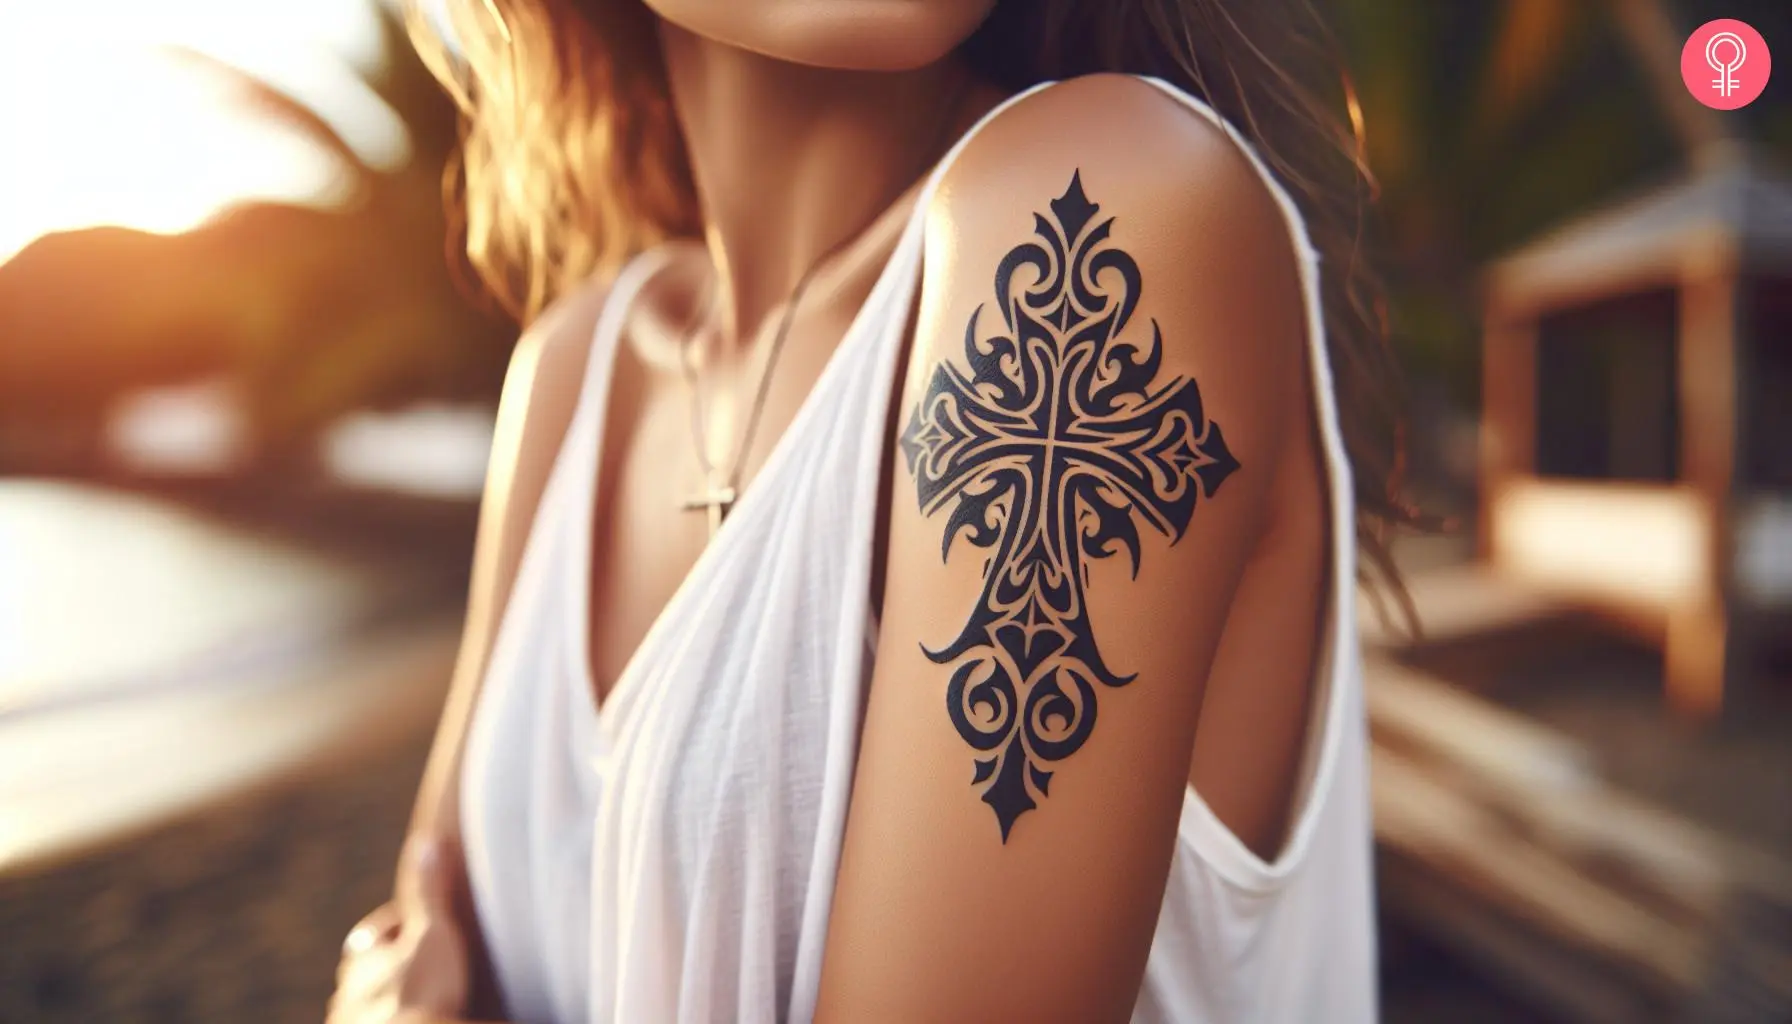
top-left (899, 171), bottom-right (1240, 841)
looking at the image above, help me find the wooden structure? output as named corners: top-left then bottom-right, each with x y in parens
top-left (1363, 565), bottom-right (1792, 1022)
top-left (1480, 154), bottom-right (1792, 720)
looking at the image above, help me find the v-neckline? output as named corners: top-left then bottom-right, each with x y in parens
top-left (564, 222), bottom-right (916, 741)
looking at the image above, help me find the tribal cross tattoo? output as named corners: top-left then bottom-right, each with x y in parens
top-left (899, 171), bottom-right (1240, 842)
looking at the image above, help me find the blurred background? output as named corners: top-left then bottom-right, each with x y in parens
top-left (0, 0), bottom-right (1788, 1020)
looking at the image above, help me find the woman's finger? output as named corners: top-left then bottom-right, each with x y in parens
top-left (334, 942), bottom-right (400, 1007)
top-left (344, 902), bottom-right (403, 957)
top-left (332, 840), bottom-right (473, 1020)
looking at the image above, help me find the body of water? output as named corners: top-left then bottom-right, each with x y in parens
top-left (0, 479), bottom-right (368, 719)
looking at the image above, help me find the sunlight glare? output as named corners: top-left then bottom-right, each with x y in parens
top-left (0, 0), bottom-right (409, 263)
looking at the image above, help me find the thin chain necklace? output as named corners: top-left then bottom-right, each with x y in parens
top-left (676, 259), bottom-right (825, 537)
top-left (678, 78), bottom-right (972, 539)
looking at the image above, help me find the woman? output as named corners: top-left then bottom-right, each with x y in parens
top-left (330, 1), bottom-right (1407, 1021)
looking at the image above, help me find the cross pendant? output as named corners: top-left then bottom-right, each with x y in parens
top-left (681, 482), bottom-right (737, 539)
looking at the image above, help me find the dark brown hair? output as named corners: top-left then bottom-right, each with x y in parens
top-left (408, 0), bottom-right (1416, 601)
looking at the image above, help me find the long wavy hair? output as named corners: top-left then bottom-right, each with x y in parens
top-left (406, 0), bottom-right (1418, 603)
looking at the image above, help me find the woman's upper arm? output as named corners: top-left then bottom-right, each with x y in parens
top-left (406, 282), bottom-right (610, 843)
top-left (816, 77), bottom-right (1309, 1023)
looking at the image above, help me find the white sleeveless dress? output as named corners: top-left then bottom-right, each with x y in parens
top-left (460, 77), bottom-right (1377, 1024)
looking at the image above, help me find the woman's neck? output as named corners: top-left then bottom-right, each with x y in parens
top-left (658, 21), bottom-right (974, 345)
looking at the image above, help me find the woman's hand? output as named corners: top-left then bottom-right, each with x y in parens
top-left (328, 837), bottom-right (483, 1024)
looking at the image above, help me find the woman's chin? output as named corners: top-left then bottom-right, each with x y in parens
top-left (645, 0), bottom-right (998, 73)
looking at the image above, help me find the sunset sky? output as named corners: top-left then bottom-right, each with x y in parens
top-left (0, 0), bottom-right (412, 262)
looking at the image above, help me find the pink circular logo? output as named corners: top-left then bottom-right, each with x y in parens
top-left (1682, 19), bottom-right (1771, 110)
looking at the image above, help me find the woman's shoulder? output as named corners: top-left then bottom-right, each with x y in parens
top-left (504, 274), bottom-right (617, 452)
top-left (512, 275), bottom-right (616, 406)
top-left (918, 72), bottom-right (1310, 422)
top-left (933, 73), bottom-right (1294, 247)
top-left (481, 273), bottom-right (616, 534)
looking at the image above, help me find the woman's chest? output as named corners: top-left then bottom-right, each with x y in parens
top-left (582, 304), bottom-right (873, 702)
top-left (583, 376), bottom-right (710, 699)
